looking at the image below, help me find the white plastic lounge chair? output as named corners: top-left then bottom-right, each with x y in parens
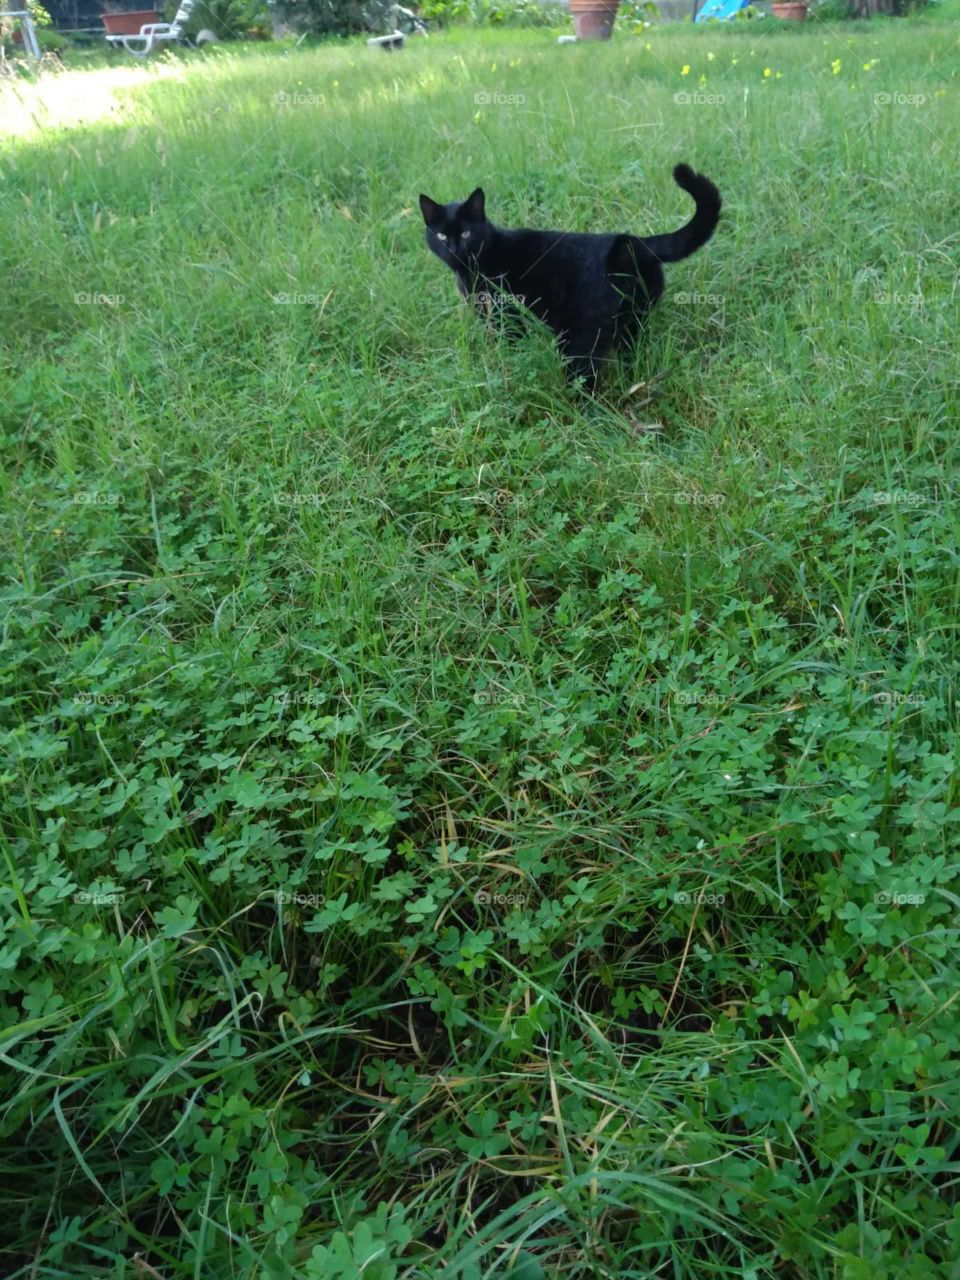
top-left (105, 0), bottom-right (196, 57)
top-left (366, 1), bottom-right (426, 46)
top-left (367, 32), bottom-right (404, 50)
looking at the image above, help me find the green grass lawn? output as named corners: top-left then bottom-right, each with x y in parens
top-left (1, 15), bottom-right (959, 1279)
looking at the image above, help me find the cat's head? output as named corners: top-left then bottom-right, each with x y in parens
top-left (419, 188), bottom-right (488, 265)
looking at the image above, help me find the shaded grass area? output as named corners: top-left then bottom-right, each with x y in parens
top-left (1, 20), bottom-right (959, 1280)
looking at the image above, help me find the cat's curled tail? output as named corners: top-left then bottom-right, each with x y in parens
top-left (641, 163), bottom-right (722, 263)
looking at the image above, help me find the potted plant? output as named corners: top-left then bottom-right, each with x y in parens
top-left (568, 0), bottom-right (621, 39)
top-left (771, 0), bottom-right (807, 17)
top-left (4, 0), bottom-right (52, 47)
top-left (100, 1), bottom-right (161, 34)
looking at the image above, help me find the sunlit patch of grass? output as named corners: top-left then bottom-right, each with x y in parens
top-left (0, 60), bottom-right (191, 137)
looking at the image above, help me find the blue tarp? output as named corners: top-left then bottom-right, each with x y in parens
top-left (694, 0), bottom-right (750, 20)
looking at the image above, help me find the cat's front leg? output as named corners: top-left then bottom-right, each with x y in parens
top-left (563, 355), bottom-right (600, 394)
top-left (558, 328), bottom-right (610, 394)
top-left (468, 282), bottom-right (526, 340)
top-left (454, 273), bottom-right (498, 325)
top-left (483, 290), bottom-right (527, 340)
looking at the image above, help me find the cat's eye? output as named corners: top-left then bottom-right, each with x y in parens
top-left (461, 230), bottom-right (471, 241)
top-left (436, 232), bottom-right (447, 242)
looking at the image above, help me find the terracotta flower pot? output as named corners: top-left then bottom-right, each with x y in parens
top-left (568, 0), bottom-right (621, 41)
top-left (101, 9), bottom-right (161, 34)
top-left (771, 1), bottom-right (807, 17)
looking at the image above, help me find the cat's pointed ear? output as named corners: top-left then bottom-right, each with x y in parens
top-left (419, 194), bottom-right (442, 225)
top-left (462, 187), bottom-right (485, 220)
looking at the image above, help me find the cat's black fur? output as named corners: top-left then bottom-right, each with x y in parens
top-left (419, 163), bottom-right (721, 392)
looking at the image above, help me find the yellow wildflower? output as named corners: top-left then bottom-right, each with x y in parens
top-left (831, 59), bottom-right (842, 74)
top-left (681, 64), bottom-right (690, 76)
top-left (763, 67), bottom-right (772, 78)
top-left (707, 51), bottom-right (715, 61)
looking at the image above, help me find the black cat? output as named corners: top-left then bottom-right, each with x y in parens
top-left (419, 163), bottom-right (721, 392)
